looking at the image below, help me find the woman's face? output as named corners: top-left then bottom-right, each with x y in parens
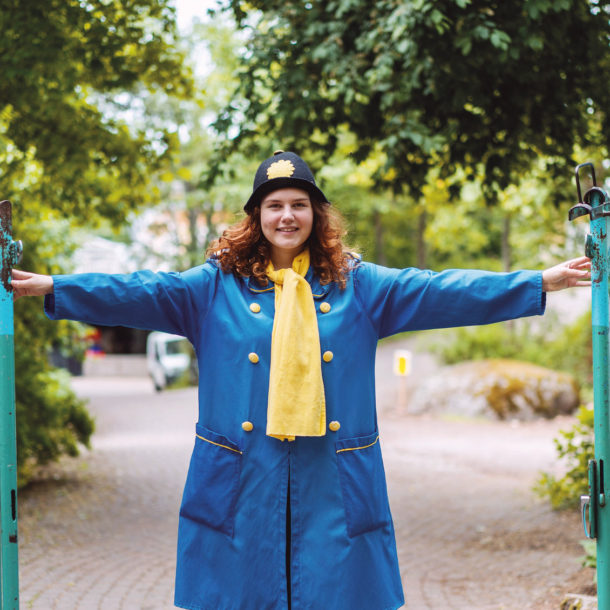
top-left (260, 188), bottom-right (314, 262)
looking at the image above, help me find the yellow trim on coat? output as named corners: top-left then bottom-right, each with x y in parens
top-left (336, 435), bottom-right (379, 454)
top-left (196, 433), bottom-right (243, 454)
top-left (248, 286), bottom-right (275, 293)
top-left (247, 284), bottom-right (326, 297)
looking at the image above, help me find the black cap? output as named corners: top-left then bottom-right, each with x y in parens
top-left (244, 150), bottom-right (328, 213)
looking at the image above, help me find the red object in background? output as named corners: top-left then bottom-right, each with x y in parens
top-left (85, 328), bottom-right (105, 357)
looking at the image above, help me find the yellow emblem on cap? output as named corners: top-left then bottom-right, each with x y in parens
top-left (267, 159), bottom-right (295, 180)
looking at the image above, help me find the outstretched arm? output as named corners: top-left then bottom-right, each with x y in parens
top-left (11, 269), bottom-right (53, 299)
top-left (11, 264), bottom-right (217, 342)
top-left (355, 255), bottom-right (591, 339)
top-left (542, 256), bottom-right (591, 292)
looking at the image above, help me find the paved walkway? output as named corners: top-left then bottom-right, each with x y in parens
top-left (17, 339), bottom-right (590, 609)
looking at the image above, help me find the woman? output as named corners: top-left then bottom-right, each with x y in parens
top-left (13, 151), bottom-right (589, 610)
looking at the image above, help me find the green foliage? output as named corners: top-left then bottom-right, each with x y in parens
top-left (430, 310), bottom-right (592, 388)
top-left (317, 144), bottom-right (419, 266)
top-left (15, 354), bottom-right (94, 487)
top-left (1, 0), bottom-right (191, 483)
top-left (217, 0), bottom-right (610, 200)
top-left (0, 0), bottom-right (191, 221)
top-left (207, 1), bottom-right (600, 272)
top-left (152, 19), bottom-right (258, 267)
top-left (309, 133), bottom-right (570, 271)
top-left (534, 405), bottom-right (594, 510)
top-left (12, 232), bottom-right (96, 486)
top-left (581, 539), bottom-right (597, 577)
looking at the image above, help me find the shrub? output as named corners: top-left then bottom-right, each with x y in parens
top-left (14, 296), bottom-right (94, 487)
top-left (534, 405), bottom-right (593, 510)
top-left (581, 539), bottom-right (597, 579)
top-left (428, 310), bottom-right (592, 391)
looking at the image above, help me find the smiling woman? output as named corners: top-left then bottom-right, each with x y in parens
top-left (260, 189), bottom-right (314, 268)
top-left (10, 150), bottom-right (591, 610)
top-left (210, 151), bottom-right (352, 289)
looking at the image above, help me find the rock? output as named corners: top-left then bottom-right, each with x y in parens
top-left (560, 594), bottom-right (598, 610)
top-left (407, 359), bottom-right (579, 420)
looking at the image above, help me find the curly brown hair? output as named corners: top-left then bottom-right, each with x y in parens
top-left (206, 200), bottom-right (353, 288)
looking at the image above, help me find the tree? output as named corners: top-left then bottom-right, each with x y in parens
top-left (216, 0), bottom-right (610, 200)
top-left (0, 0), bottom-right (191, 219)
top-left (119, 16), bottom-right (265, 271)
top-left (0, 0), bottom-right (191, 483)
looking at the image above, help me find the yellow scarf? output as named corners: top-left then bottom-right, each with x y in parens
top-left (265, 249), bottom-right (326, 441)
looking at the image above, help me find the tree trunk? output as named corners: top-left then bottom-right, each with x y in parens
top-left (502, 213), bottom-right (511, 272)
top-left (416, 209), bottom-right (427, 269)
top-left (187, 207), bottom-right (200, 267)
top-left (203, 206), bottom-right (216, 254)
top-left (373, 208), bottom-right (387, 266)
top-left (502, 213), bottom-right (514, 332)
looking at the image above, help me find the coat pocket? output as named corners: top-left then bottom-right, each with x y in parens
top-left (179, 423), bottom-right (242, 537)
top-left (335, 430), bottom-right (390, 538)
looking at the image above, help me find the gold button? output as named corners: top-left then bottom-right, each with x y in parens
top-left (320, 302), bottom-right (331, 313)
top-left (248, 352), bottom-right (259, 364)
top-left (242, 421), bottom-right (254, 432)
top-left (323, 351), bottom-right (333, 363)
top-left (273, 149), bottom-right (284, 155)
top-left (249, 303), bottom-right (261, 313)
top-left (329, 421), bottom-right (341, 432)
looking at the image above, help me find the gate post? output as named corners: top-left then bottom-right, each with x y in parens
top-left (0, 200), bottom-right (21, 609)
top-left (570, 164), bottom-right (610, 609)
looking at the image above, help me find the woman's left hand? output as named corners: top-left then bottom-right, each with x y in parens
top-left (542, 256), bottom-right (591, 292)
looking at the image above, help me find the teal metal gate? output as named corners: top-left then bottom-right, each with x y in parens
top-left (570, 163), bottom-right (610, 609)
top-left (0, 200), bottom-right (21, 609)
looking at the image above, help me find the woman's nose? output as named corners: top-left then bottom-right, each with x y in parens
top-left (280, 205), bottom-right (294, 220)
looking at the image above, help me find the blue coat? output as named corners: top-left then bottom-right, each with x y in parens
top-left (44, 260), bottom-right (545, 610)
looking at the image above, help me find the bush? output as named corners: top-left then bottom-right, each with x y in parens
top-left (428, 310), bottom-right (592, 391)
top-left (534, 405), bottom-right (593, 510)
top-left (581, 540), bottom-right (597, 579)
top-left (14, 293), bottom-right (94, 487)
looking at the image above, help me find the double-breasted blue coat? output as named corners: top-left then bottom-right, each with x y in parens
top-left (44, 259), bottom-right (545, 610)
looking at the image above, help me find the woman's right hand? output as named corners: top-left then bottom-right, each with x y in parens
top-left (11, 269), bottom-right (54, 300)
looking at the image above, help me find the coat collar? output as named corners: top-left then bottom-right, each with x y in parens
top-left (246, 266), bottom-right (330, 299)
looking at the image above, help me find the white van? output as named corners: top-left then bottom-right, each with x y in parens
top-left (146, 331), bottom-right (192, 391)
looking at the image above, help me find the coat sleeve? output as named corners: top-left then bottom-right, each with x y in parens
top-left (353, 262), bottom-right (546, 339)
top-left (43, 262), bottom-right (218, 342)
